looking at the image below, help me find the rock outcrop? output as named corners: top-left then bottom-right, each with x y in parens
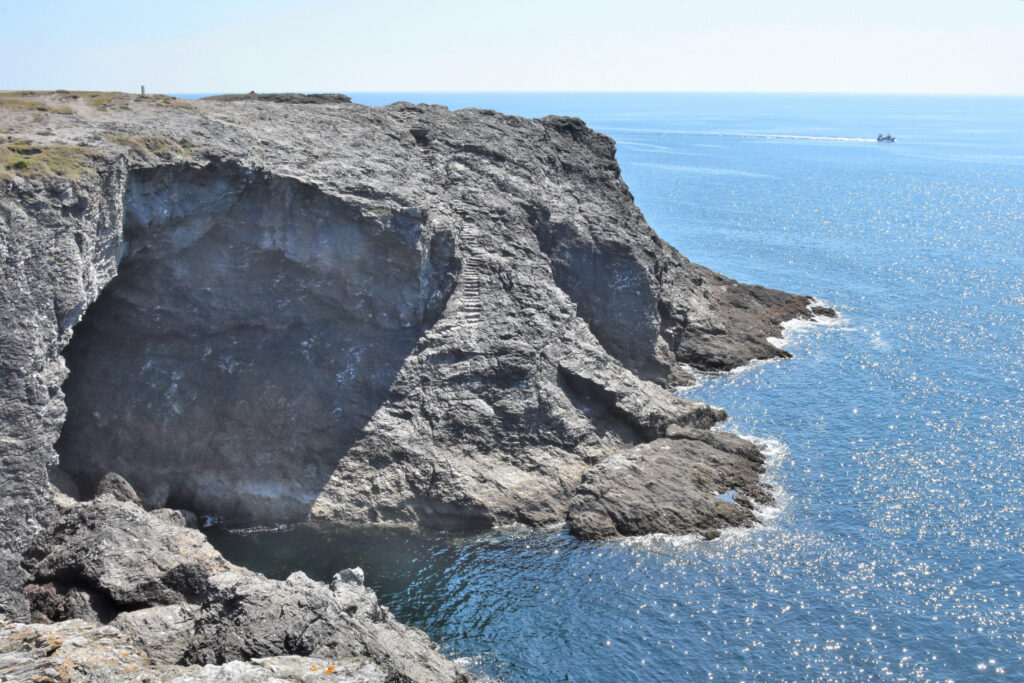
top-left (567, 426), bottom-right (774, 540)
top-left (1, 90), bottom-right (827, 674)
top-left (18, 491), bottom-right (470, 681)
top-left (1, 618), bottom-right (394, 682)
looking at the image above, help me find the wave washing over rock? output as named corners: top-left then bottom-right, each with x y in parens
top-left (0, 91), bottom-right (829, 678)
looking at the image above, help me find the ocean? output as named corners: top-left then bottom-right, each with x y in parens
top-left (206, 93), bottom-right (1024, 681)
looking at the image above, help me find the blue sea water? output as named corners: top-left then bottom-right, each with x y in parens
top-left (207, 94), bottom-right (1024, 681)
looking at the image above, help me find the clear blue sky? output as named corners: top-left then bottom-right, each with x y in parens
top-left (2, 0), bottom-right (1023, 94)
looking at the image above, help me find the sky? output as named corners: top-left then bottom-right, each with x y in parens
top-left (2, 0), bottom-right (1023, 94)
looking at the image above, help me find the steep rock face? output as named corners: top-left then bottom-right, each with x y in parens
top-left (57, 162), bottom-right (455, 521)
top-left (1, 92), bottom-right (826, 628)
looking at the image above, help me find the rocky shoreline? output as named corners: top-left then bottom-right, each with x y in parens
top-left (1, 91), bottom-right (828, 679)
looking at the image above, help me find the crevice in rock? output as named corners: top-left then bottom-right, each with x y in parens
top-left (555, 366), bottom-right (643, 446)
top-left (54, 161), bottom-right (456, 525)
top-left (526, 203), bottom-right (673, 384)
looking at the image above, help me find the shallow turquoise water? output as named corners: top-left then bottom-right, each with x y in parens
top-left (209, 94), bottom-right (1024, 681)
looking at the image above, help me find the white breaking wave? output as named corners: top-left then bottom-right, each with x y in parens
top-left (766, 299), bottom-right (849, 351)
top-left (677, 298), bottom-right (847, 390)
top-left (736, 132), bottom-right (876, 143)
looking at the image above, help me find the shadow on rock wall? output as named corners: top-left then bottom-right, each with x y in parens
top-left (56, 162), bottom-right (455, 524)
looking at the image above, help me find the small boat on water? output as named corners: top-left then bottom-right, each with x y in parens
top-left (877, 133), bottom-right (896, 143)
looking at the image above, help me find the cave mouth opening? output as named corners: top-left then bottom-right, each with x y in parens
top-left (54, 161), bottom-right (454, 524)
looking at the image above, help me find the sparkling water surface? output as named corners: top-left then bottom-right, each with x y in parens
top-left (207, 94), bottom-right (1024, 681)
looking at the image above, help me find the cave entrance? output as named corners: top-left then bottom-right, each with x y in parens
top-left (55, 162), bottom-right (451, 524)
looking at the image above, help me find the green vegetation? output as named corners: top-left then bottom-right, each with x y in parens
top-left (151, 94), bottom-right (193, 109)
top-left (0, 93), bottom-right (73, 115)
top-left (106, 134), bottom-right (192, 160)
top-left (0, 143), bottom-right (105, 181)
top-left (1, 90), bottom-right (193, 115)
top-left (82, 91), bottom-right (130, 111)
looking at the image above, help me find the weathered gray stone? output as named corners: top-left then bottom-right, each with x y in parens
top-left (185, 569), bottom-right (464, 681)
top-left (0, 618), bottom-right (388, 682)
top-left (94, 471), bottom-right (142, 505)
top-left (112, 604), bottom-right (199, 664)
top-left (567, 429), bottom-right (774, 540)
top-left (332, 567), bottom-right (366, 588)
top-left (151, 507), bottom-right (200, 529)
top-left (19, 498), bottom-right (471, 680)
top-left (0, 551), bottom-right (28, 623)
top-left (1, 91), bottom-right (819, 543)
top-left (46, 466), bottom-right (81, 501)
top-left (23, 498), bottom-right (231, 609)
top-left (1, 91), bottom-right (825, 677)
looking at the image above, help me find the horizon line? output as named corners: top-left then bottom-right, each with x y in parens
top-left (7, 88), bottom-right (1023, 98)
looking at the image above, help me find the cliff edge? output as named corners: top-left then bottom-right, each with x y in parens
top-left (1, 91), bottom-right (827, 672)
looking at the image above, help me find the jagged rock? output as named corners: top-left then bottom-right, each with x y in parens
top-left (23, 580), bottom-right (116, 623)
top-left (23, 499), bottom-right (231, 610)
top-left (185, 569), bottom-right (460, 683)
top-left (0, 552), bottom-right (28, 624)
top-left (19, 498), bottom-right (471, 680)
top-left (332, 567), bottom-right (365, 587)
top-left (46, 467), bottom-right (81, 501)
top-left (202, 92), bottom-right (353, 104)
top-left (0, 618), bottom-right (388, 681)
top-left (165, 657), bottom-right (386, 682)
top-left (94, 471), bottom-right (142, 505)
top-left (1, 618), bottom-right (162, 682)
top-left (567, 428), bottom-right (773, 540)
top-left (0, 91), bottom-right (828, 682)
top-left (151, 507), bottom-right (200, 529)
top-left (1, 91), bottom-right (821, 541)
top-left (112, 604), bottom-right (199, 664)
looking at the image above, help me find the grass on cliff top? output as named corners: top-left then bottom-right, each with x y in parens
top-left (0, 143), bottom-right (105, 181)
top-left (83, 91), bottom-right (192, 110)
top-left (0, 93), bottom-right (73, 115)
top-left (106, 134), bottom-right (193, 160)
top-left (0, 90), bottom-right (193, 114)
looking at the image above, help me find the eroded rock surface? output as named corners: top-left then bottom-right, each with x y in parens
top-left (19, 494), bottom-right (470, 681)
top-left (1, 91), bottom-right (820, 538)
top-left (567, 427), bottom-right (774, 540)
top-left (1, 91), bottom-right (828, 674)
top-left (0, 618), bottom-right (391, 682)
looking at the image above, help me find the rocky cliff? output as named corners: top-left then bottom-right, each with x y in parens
top-left (1, 90), bottom-right (827, 675)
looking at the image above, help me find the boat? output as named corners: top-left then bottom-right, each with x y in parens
top-left (877, 134), bottom-right (896, 143)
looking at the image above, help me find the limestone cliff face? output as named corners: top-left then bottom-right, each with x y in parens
top-left (1, 92), bottom-right (823, 624)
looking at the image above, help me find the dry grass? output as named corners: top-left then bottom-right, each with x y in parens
top-left (1, 90), bottom-right (194, 118)
top-left (105, 134), bottom-right (192, 160)
top-left (0, 143), bottom-right (105, 181)
top-left (0, 93), bottom-right (73, 115)
top-left (79, 91), bottom-right (134, 111)
top-left (149, 94), bottom-right (194, 109)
